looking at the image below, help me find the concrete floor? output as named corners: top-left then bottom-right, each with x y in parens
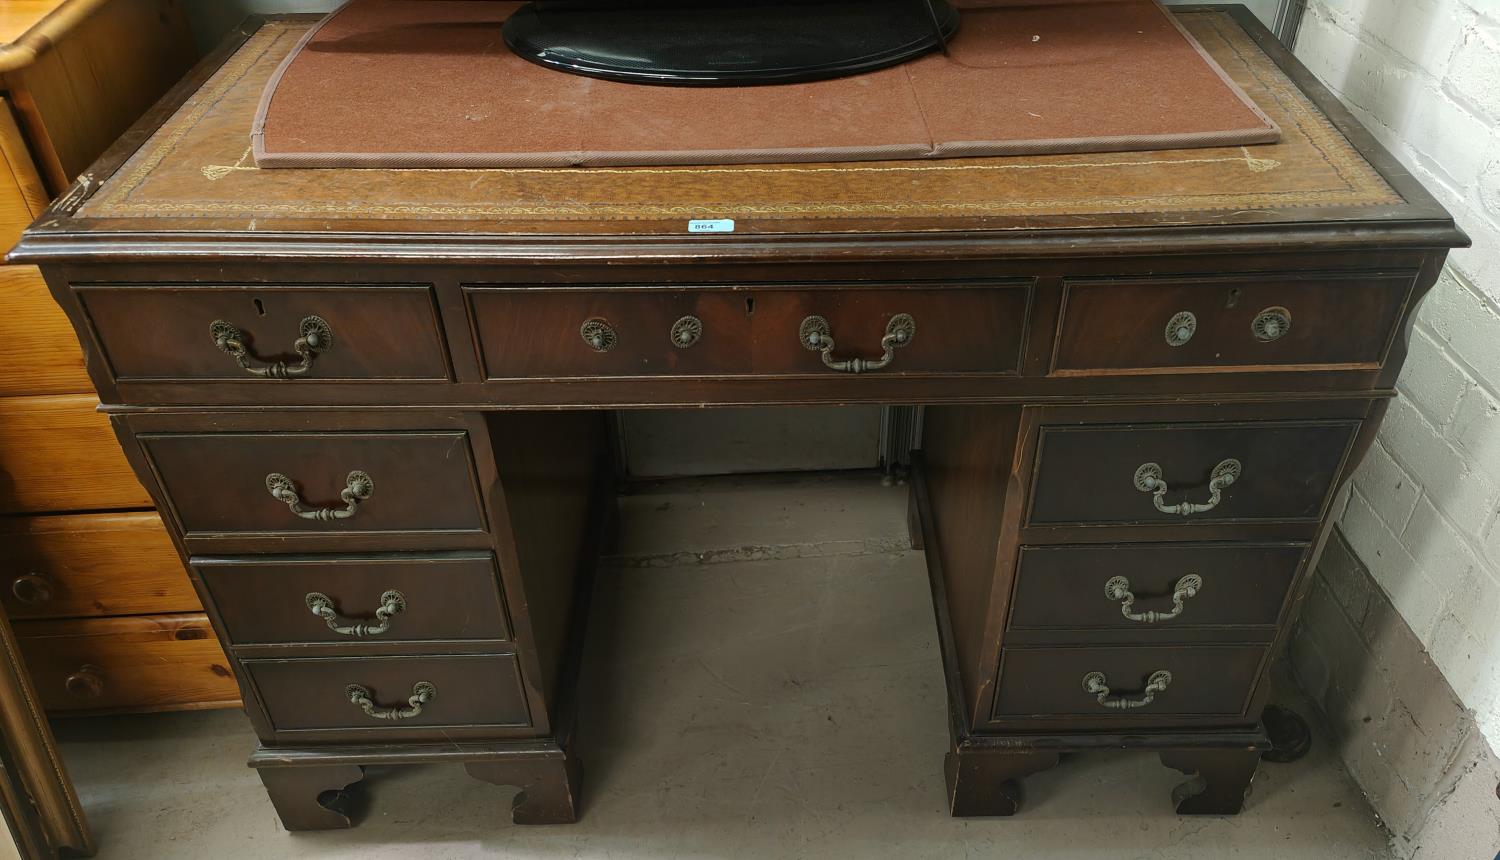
top-left (53, 473), bottom-right (1394, 858)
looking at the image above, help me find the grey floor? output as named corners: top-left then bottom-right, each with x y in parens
top-left (53, 473), bottom-right (1394, 858)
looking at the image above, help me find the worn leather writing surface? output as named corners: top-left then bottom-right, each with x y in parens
top-left (80, 12), bottom-right (1397, 234)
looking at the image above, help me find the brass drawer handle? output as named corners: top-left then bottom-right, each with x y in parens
top-left (1082, 670), bottom-right (1172, 710)
top-left (1105, 574), bottom-right (1203, 623)
top-left (306, 590), bottom-right (406, 637)
top-left (10, 572), bottom-right (55, 606)
top-left (799, 313), bottom-right (915, 373)
top-left (266, 471), bottom-right (374, 521)
top-left (346, 681), bottom-right (435, 721)
top-left (210, 315), bottom-right (332, 379)
top-left (1252, 306), bottom-right (1292, 342)
top-left (1133, 458), bottom-right (1241, 516)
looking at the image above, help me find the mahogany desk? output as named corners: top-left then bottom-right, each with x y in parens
top-left (12, 7), bottom-right (1467, 830)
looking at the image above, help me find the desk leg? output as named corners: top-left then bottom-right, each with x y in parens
top-left (258, 764), bottom-right (365, 831)
top-left (1160, 748), bottom-right (1261, 815)
top-left (945, 746), bottom-right (1060, 816)
top-left (466, 752), bottom-right (581, 825)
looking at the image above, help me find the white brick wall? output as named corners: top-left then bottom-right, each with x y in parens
top-left (1297, 0), bottom-right (1500, 748)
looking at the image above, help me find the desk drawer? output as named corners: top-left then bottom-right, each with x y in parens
top-left (245, 654), bottom-right (531, 734)
top-left (15, 614), bottom-right (239, 714)
top-left (76, 284), bottom-right (450, 382)
top-left (1053, 272), bottom-right (1411, 374)
top-left (0, 512), bottom-right (195, 620)
top-left (0, 394), bottom-right (151, 514)
top-left (140, 431), bottom-right (487, 537)
top-left (1027, 420), bottom-right (1358, 526)
top-left (197, 554), bottom-right (510, 645)
top-left (465, 283), bottom-right (1029, 378)
top-left (993, 645), bottom-right (1266, 719)
top-left (1009, 543), bottom-right (1306, 633)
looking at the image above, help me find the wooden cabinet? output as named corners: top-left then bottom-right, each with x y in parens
top-left (0, 0), bottom-right (224, 716)
top-left (12, 7), bottom-right (1466, 833)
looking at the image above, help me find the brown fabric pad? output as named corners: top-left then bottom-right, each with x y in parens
top-left (253, 0), bottom-right (1279, 169)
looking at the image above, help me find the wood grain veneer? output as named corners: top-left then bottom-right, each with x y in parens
top-left (0, 511), bottom-right (192, 620)
top-left (14, 613), bottom-right (239, 714)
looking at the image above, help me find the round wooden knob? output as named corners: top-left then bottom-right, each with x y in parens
top-left (10, 572), bottom-right (55, 606)
top-left (64, 665), bottom-right (105, 700)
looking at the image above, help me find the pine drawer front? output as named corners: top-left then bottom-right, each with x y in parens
top-left (465, 282), bottom-right (1030, 379)
top-left (1008, 542), bottom-right (1307, 635)
top-left (1052, 272), bottom-right (1412, 374)
top-left (0, 512), bottom-right (194, 620)
top-left (0, 265), bottom-right (93, 396)
top-left (138, 431), bottom-right (488, 538)
top-left (244, 654), bottom-right (531, 738)
top-left (1026, 419), bottom-right (1359, 527)
top-left (75, 284), bottom-right (452, 383)
top-left (0, 393), bottom-right (152, 514)
top-left (197, 553), bottom-right (510, 646)
top-left (992, 645), bottom-right (1267, 720)
top-left (14, 614), bottom-right (239, 714)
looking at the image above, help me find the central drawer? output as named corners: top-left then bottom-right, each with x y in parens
top-left (1027, 419), bottom-right (1359, 526)
top-left (464, 282), bottom-right (1030, 379)
top-left (244, 654), bottom-right (531, 735)
top-left (139, 431), bottom-right (488, 537)
top-left (196, 553), bottom-right (511, 645)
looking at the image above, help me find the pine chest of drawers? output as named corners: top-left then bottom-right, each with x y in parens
top-left (0, 0), bottom-right (236, 717)
top-left (12, 9), bottom-right (1466, 831)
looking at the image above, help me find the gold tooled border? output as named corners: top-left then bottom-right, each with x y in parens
top-left (83, 14), bottom-right (1398, 222)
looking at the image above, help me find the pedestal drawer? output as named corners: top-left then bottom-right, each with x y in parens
top-left (1027, 420), bottom-right (1358, 526)
top-left (245, 654), bottom-right (531, 735)
top-left (993, 645), bottom-right (1267, 719)
top-left (75, 284), bottom-right (451, 382)
top-left (465, 282), bottom-right (1030, 379)
top-left (139, 431), bottom-right (488, 537)
top-left (14, 614), bottom-right (239, 714)
top-left (197, 553), bottom-right (510, 645)
top-left (1009, 543), bottom-right (1307, 633)
top-left (0, 512), bottom-right (194, 620)
top-left (1052, 272), bottom-right (1412, 374)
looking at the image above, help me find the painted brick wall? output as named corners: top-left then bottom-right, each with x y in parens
top-left (1295, 0), bottom-right (1500, 760)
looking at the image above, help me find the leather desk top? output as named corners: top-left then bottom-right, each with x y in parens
top-left (50, 9), bottom-right (1427, 243)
